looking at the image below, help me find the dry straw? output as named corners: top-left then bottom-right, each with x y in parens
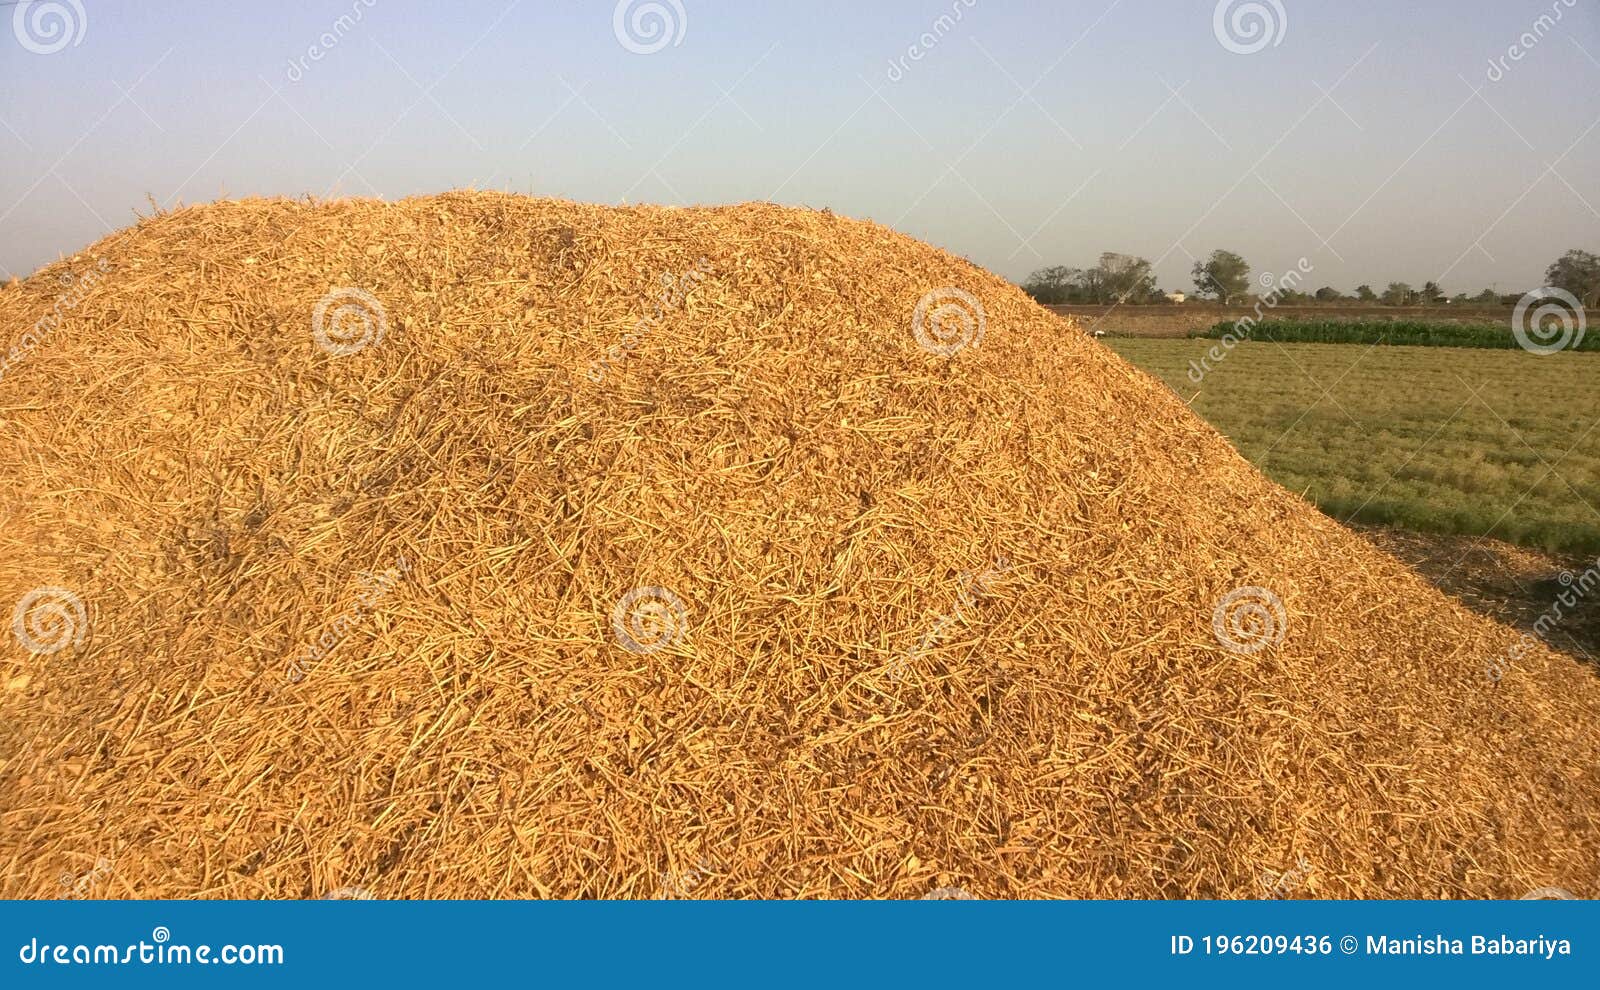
top-left (0, 192), bottom-right (1597, 899)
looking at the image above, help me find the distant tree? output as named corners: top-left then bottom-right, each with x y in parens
top-left (1093, 252), bottom-right (1159, 304)
top-left (1451, 292), bottom-right (1469, 304)
top-left (1354, 284), bottom-right (1377, 302)
top-left (1021, 265), bottom-right (1078, 305)
top-left (1192, 250), bottom-right (1251, 305)
top-left (1382, 282), bottom-right (1413, 306)
top-left (1419, 281), bottom-right (1444, 304)
top-left (1545, 249), bottom-right (1600, 307)
top-left (1314, 286), bottom-right (1342, 302)
top-left (1472, 288), bottom-right (1499, 304)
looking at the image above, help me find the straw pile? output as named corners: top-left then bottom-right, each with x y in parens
top-left (1, 192), bottom-right (1597, 900)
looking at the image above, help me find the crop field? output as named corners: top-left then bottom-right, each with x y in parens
top-left (1045, 304), bottom-right (1541, 338)
top-left (1191, 318), bottom-right (1598, 351)
top-left (1108, 339), bottom-right (1600, 554)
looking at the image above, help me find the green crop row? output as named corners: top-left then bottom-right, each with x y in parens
top-left (1190, 318), bottom-right (1598, 350)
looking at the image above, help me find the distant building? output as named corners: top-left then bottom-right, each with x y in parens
top-left (1165, 292), bottom-right (1186, 304)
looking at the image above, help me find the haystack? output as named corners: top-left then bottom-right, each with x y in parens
top-left (1, 192), bottom-right (1596, 899)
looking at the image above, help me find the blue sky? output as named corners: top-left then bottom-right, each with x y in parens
top-left (1, 0), bottom-right (1597, 293)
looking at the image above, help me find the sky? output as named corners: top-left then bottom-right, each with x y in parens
top-left (1, 0), bottom-right (1597, 295)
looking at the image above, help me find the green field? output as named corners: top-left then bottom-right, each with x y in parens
top-left (1193, 318), bottom-right (1599, 351)
top-left (1108, 339), bottom-right (1600, 554)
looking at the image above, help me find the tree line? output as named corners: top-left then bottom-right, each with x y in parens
top-left (1022, 248), bottom-right (1600, 308)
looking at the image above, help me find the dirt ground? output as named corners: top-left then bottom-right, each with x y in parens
top-left (1356, 524), bottom-right (1600, 669)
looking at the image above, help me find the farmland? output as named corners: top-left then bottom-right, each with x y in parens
top-left (1048, 303), bottom-right (1531, 338)
top-left (1107, 338), bottom-right (1600, 555)
top-left (1191, 318), bottom-right (1599, 350)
